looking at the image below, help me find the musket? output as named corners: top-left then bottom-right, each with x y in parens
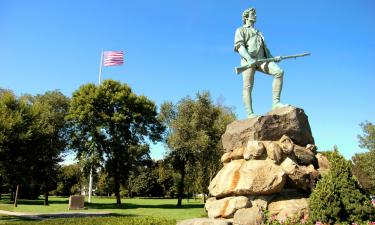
top-left (235, 52), bottom-right (311, 74)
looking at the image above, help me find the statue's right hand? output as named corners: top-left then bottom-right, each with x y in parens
top-left (246, 58), bottom-right (255, 66)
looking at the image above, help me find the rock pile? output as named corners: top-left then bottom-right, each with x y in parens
top-left (178, 106), bottom-right (329, 225)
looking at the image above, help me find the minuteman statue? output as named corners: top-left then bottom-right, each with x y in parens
top-left (234, 7), bottom-right (287, 118)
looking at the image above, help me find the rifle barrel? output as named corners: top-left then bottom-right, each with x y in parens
top-left (234, 52), bottom-right (311, 74)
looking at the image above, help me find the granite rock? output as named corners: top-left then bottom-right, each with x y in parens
top-left (222, 106), bottom-right (314, 152)
top-left (208, 160), bottom-right (286, 197)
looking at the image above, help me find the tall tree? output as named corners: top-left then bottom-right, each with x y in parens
top-left (54, 163), bottom-right (83, 196)
top-left (130, 161), bottom-right (164, 197)
top-left (95, 169), bottom-right (115, 197)
top-left (160, 92), bottom-right (235, 206)
top-left (352, 121), bottom-right (375, 194)
top-left (31, 91), bottom-right (70, 205)
top-left (358, 121), bottom-right (375, 151)
top-left (0, 90), bottom-right (37, 200)
top-left (66, 80), bottom-right (164, 206)
top-left (193, 93), bottom-right (235, 201)
top-left (0, 90), bottom-right (69, 203)
top-left (160, 98), bottom-right (198, 206)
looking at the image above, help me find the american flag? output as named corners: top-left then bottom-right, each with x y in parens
top-left (103, 51), bottom-right (124, 66)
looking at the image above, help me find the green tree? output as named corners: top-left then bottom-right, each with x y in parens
top-left (160, 92), bottom-right (235, 206)
top-left (96, 170), bottom-right (114, 196)
top-left (0, 90), bottom-right (39, 200)
top-left (358, 121), bottom-right (375, 151)
top-left (160, 98), bottom-right (199, 206)
top-left (54, 164), bottom-right (83, 196)
top-left (309, 147), bottom-right (375, 224)
top-left (155, 159), bottom-right (176, 198)
top-left (31, 91), bottom-right (70, 205)
top-left (0, 90), bottom-right (69, 203)
top-left (131, 169), bottom-right (163, 197)
top-left (66, 80), bottom-right (164, 206)
top-left (352, 121), bottom-right (375, 194)
top-left (192, 93), bottom-right (235, 201)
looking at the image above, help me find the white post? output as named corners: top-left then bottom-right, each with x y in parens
top-left (98, 48), bottom-right (104, 85)
top-left (88, 166), bottom-right (93, 203)
top-left (88, 49), bottom-right (103, 203)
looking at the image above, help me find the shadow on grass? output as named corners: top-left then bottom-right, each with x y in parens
top-left (0, 214), bottom-right (38, 223)
top-left (0, 199), bottom-right (70, 206)
top-left (1, 196), bottom-right (204, 211)
top-left (87, 202), bottom-right (204, 210)
top-left (0, 213), bottom-right (140, 224)
top-left (39, 213), bottom-right (138, 219)
top-left (3, 199), bottom-right (203, 209)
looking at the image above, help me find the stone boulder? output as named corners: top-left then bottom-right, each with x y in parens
top-left (177, 218), bottom-right (232, 225)
top-left (205, 196), bottom-right (251, 219)
top-left (293, 145), bottom-right (316, 165)
top-left (264, 141), bottom-right (284, 164)
top-left (221, 152), bottom-right (232, 163)
top-left (268, 198), bottom-right (309, 222)
top-left (248, 195), bottom-right (274, 209)
top-left (230, 147), bottom-right (245, 160)
top-left (233, 207), bottom-right (264, 225)
top-left (209, 160), bottom-right (286, 197)
top-left (279, 135), bottom-right (294, 154)
top-left (244, 141), bottom-right (266, 160)
top-left (267, 189), bottom-right (309, 222)
top-left (280, 158), bottom-right (318, 191)
top-left (316, 153), bottom-right (330, 175)
top-left (222, 106), bottom-right (314, 152)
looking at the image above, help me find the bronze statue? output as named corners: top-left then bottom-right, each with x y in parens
top-left (234, 8), bottom-right (290, 118)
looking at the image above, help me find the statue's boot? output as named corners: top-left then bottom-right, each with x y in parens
top-left (272, 73), bottom-right (288, 110)
top-left (243, 82), bottom-right (257, 118)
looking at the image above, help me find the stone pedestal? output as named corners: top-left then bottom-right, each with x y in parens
top-left (178, 106), bottom-right (329, 225)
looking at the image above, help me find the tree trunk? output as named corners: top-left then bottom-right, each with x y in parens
top-left (114, 172), bottom-right (121, 206)
top-left (44, 184), bottom-right (49, 206)
top-left (201, 186), bottom-right (207, 203)
top-left (14, 185), bottom-right (19, 207)
top-left (177, 165), bottom-right (185, 207)
top-left (201, 193), bottom-right (206, 203)
top-left (10, 185), bottom-right (15, 202)
top-left (127, 183), bottom-right (133, 198)
top-left (201, 164), bottom-right (209, 203)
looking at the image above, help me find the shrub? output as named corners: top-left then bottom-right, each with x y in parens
top-left (309, 148), bottom-right (375, 224)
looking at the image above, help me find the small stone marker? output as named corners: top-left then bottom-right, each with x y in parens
top-left (68, 195), bottom-right (85, 210)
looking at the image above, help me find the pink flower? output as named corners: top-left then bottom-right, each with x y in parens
top-left (270, 215), bottom-right (277, 221)
top-left (315, 222), bottom-right (322, 225)
top-left (300, 214), bottom-right (309, 224)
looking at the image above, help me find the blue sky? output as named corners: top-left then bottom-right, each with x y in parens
top-left (0, 0), bottom-right (374, 161)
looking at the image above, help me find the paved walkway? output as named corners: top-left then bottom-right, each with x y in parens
top-left (0, 210), bottom-right (113, 220)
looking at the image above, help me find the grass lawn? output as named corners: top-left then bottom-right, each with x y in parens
top-left (0, 196), bottom-right (206, 224)
top-left (1, 216), bottom-right (176, 225)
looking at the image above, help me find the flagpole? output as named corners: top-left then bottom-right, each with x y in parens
top-left (89, 49), bottom-right (103, 203)
top-left (98, 48), bottom-right (104, 85)
top-left (88, 164), bottom-right (93, 203)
